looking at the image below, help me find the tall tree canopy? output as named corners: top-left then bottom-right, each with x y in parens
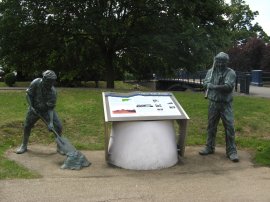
top-left (226, 0), bottom-right (269, 46)
top-left (228, 37), bottom-right (270, 71)
top-left (0, 0), bottom-right (269, 87)
top-left (226, 0), bottom-right (270, 72)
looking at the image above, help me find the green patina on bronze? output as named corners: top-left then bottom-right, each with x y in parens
top-left (16, 70), bottom-right (91, 169)
top-left (200, 52), bottom-right (239, 162)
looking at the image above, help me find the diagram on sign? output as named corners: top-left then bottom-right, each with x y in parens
top-left (108, 95), bottom-right (181, 118)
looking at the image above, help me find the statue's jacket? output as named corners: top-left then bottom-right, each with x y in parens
top-left (203, 67), bottom-right (236, 103)
top-left (27, 78), bottom-right (57, 112)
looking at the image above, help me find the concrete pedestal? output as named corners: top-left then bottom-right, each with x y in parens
top-left (108, 120), bottom-right (178, 170)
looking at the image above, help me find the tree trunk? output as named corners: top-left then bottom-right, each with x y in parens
top-left (105, 51), bottom-right (115, 89)
top-left (94, 80), bottom-right (99, 88)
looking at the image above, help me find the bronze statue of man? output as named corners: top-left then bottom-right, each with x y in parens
top-left (16, 70), bottom-right (64, 155)
top-left (199, 52), bottom-right (239, 162)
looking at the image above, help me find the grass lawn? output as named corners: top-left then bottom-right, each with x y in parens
top-left (1, 81), bottom-right (270, 179)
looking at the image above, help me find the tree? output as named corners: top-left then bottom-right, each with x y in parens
top-left (226, 0), bottom-right (269, 46)
top-left (244, 37), bottom-right (265, 69)
top-left (261, 44), bottom-right (270, 71)
top-left (120, 0), bottom-right (233, 75)
top-left (1, 0), bottom-right (266, 88)
top-left (228, 37), bottom-right (266, 71)
top-left (226, 0), bottom-right (269, 71)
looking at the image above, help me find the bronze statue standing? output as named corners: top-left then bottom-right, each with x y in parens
top-left (199, 52), bottom-right (239, 162)
top-left (16, 70), bottom-right (64, 155)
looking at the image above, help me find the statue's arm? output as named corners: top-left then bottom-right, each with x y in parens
top-left (212, 84), bottom-right (231, 92)
top-left (203, 69), bottom-right (213, 89)
top-left (48, 109), bottom-right (54, 130)
top-left (26, 82), bottom-right (37, 113)
top-left (47, 88), bottom-right (57, 130)
top-left (212, 70), bottom-right (236, 92)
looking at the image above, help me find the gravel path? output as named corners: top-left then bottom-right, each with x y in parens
top-left (1, 145), bottom-right (270, 202)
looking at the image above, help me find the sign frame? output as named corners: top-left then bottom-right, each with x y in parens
top-left (102, 91), bottom-right (189, 122)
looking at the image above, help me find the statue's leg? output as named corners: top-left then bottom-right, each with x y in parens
top-left (16, 110), bottom-right (39, 154)
top-left (199, 101), bottom-right (220, 155)
top-left (221, 102), bottom-right (239, 162)
top-left (206, 102), bottom-right (220, 150)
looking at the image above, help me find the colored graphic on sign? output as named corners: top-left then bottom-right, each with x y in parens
top-left (108, 95), bottom-right (181, 118)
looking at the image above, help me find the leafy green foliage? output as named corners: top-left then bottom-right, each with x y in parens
top-left (261, 44), bottom-right (270, 71)
top-left (226, 1), bottom-right (270, 71)
top-left (0, 0), bottom-right (269, 88)
top-left (228, 37), bottom-right (270, 71)
top-left (0, 0), bottom-right (256, 88)
top-left (226, 0), bottom-right (269, 45)
top-left (4, 72), bottom-right (16, 86)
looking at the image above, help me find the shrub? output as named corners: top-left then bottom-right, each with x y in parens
top-left (4, 72), bottom-right (16, 87)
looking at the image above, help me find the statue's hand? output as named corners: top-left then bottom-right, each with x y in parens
top-left (207, 83), bottom-right (216, 89)
top-left (31, 107), bottom-right (37, 115)
top-left (48, 123), bottom-right (54, 132)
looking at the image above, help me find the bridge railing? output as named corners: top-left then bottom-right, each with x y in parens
top-left (157, 70), bottom-right (207, 85)
top-left (156, 70), bottom-right (207, 91)
top-left (263, 72), bottom-right (270, 84)
top-left (157, 70), bottom-right (251, 94)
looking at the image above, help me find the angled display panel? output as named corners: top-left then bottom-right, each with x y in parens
top-left (103, 92), bottom-right (189, 122)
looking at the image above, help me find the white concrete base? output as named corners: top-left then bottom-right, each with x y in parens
top-left (108, 120), bottom-right (178, 170)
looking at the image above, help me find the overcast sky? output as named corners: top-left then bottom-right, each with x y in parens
top-left (245, 0), bottom-right (270, 35)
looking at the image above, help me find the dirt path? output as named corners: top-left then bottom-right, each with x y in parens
top-left (1, 145), bottom-right (270, 202)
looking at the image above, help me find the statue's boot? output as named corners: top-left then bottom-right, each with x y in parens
top-left (16, 126), bottom-right (32, 154)
top-left (228, 153), bottom-right (239, 162)
top-left (226, 134), bottom-right (239, 162)
top-left (16, 134), bottom-right (29, 154)
top-left (16, 144), bottom-right (27, 154)
top-left (199, 131), bottom-right (216, 155)
top-left (199, 147), bottom-right (215, 155)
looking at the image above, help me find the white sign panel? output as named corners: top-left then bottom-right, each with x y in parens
top-left (103, 92), bottom-right (189, 122)
top-left (108, 95), bottom-right (181, 117)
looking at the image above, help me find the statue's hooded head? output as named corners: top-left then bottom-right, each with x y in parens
top-left (214, 52), bottom-right (229, 70)
top-left (42, 70), bottom-right (57, 89)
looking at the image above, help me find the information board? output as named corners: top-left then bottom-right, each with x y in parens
top-left (103, 92), bottom-right (189, 122)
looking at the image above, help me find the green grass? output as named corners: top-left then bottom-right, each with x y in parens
top-left (1, 83), bottom-right (270, 179)
top-left (0, 81), bottom-right (31, 87)
top-left (0, 144), bottom-right (40, 179)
